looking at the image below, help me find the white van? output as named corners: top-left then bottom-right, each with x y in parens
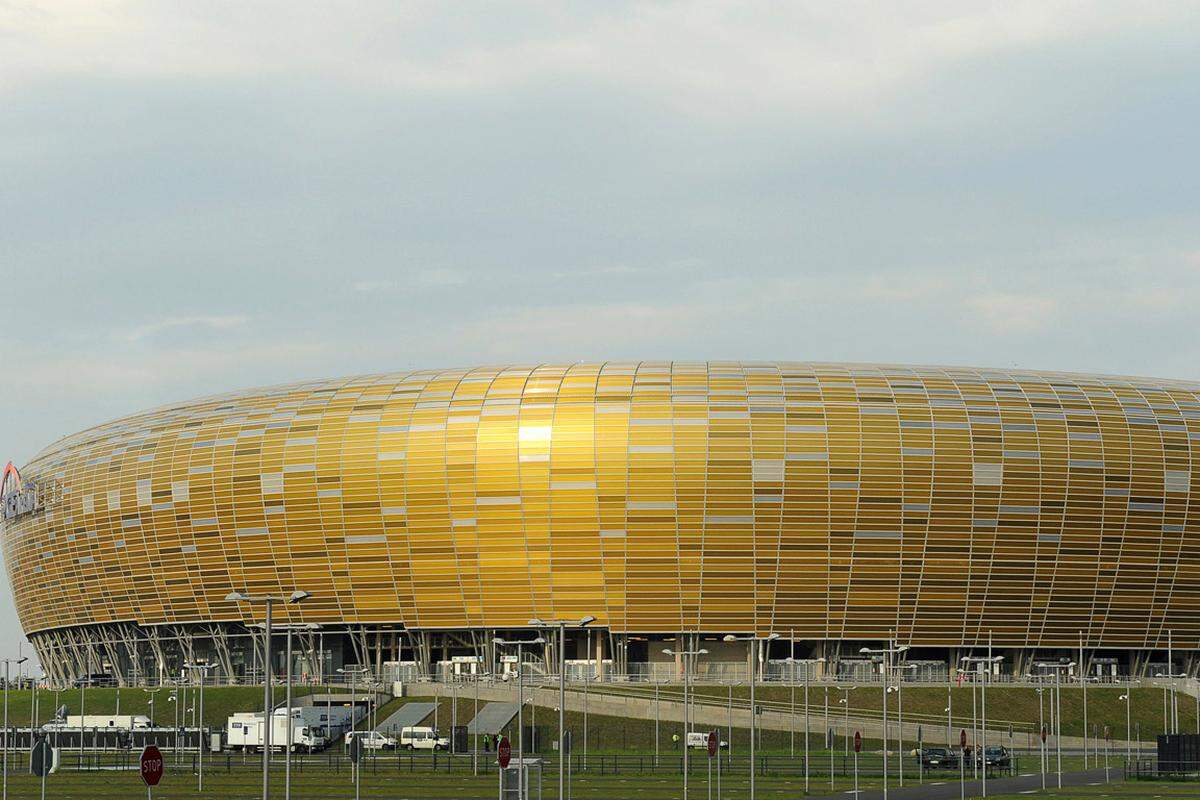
top-left (686, 731), bottom-right (728, 750)
top-left (345, 730), bottom-right (396, 751)
top-left (398, 726), bottom-right (450, 751)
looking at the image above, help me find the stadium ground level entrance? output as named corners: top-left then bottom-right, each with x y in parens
top-left (26, 622), bottom-right (1200, 687)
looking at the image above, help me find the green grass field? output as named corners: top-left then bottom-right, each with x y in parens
top-left (682, 683), bottom-right (1189, 742)
top-left (0, 758), bottom-right (1192, 799)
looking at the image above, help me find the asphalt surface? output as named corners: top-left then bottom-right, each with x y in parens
top-left (808, 766), bottom-right (1116, 799)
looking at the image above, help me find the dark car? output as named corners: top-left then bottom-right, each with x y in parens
top-left (981, 745), bottom-right (1011, 769)
top-left (72, 672), bottom-right (116, 687)
top-left (921, 747), bottom-right (959, 769)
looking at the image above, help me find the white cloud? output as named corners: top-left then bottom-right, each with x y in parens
top-left (3, 1), bottom-right (1192, 120)
top-left (964, 291), bottom-right (1059, 334)
top-left (7, 340), bottom-right (331, 400)
top-left (120, 314), bottom-right (250, 342)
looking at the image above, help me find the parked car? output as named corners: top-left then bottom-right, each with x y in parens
top-left (72, 673), bottom-right (116, 687)
top-left (981, 745), bottom-right (1011, 769)
top-left (345, 730), bottom-right (396, 751)
top-left (921, 747), bottom-right (958, 769)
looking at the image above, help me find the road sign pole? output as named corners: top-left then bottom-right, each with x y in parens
top-left (140, 744), bottom-right (164, 799)
top-left (959, 729), bottom-right (966, 800)
top-left (853, 731), bottom-right (861, 796)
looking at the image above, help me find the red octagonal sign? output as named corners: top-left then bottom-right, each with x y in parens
top-left (140, 745), bottom-right (164, 787)
top-left (498, 736), bottom-right (512, 769)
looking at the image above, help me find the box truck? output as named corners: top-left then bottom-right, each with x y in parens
top-left (226, 712), bottom-right (326, 753)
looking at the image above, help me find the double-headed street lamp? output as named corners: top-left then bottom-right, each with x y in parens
top-left (183, 662), bottom-right (215, 793)
top-left (225, 589), bottom-right (311, 800)
top-left (1154, 671), bottom-right (1186, 735)
top-left (960, 653), bottom-right (1003, 797)
top-left (495, 635), bottom-right (545, 800)
top-left (724, 632), bottom-right (778, 800)
top-left (860, 643), bottom-right (908, 800)
top-left (1034, 661), bottom-right (1074, 789)
top-left (663, 645), bottom-right (708, 800)
top-left (782, 655), bottom-right (825, 792)
top-left (529, 615), bottom-right (595, 800)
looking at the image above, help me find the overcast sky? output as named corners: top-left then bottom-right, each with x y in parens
top-left (1, 1), bottom-right (1198, 663)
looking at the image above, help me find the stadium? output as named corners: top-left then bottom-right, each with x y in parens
top-left (3, 360), bottom-right (1200, 686)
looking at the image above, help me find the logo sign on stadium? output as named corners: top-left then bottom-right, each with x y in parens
top-left (1, 462), bottom-right (41, 521)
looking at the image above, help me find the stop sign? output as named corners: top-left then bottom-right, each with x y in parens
top-left (498, 736), bottom-right (512, 769)
top-left (140, 745), bottom-right (164, 787)
top-left (854, 731), bottom-right (862, 753)
top-left (707, 730), bottom-right (718, 758)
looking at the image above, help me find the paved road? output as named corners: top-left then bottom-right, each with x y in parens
top-left (807, 766), bottom-right (1116, 799)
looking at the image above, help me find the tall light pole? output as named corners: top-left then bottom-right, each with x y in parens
top-left (893, 662), bottom-right (918, 786)
top-left (1, 656), bottom-right (27, 800)
top-left (945, 682), bottom-right (953, 747)
top-left (143, 687), bottom-right (160, 735)
top-left (472, 670), bottom-right (491, 776)
top-left (664, 645), bottom-right (708, 800)
top-left (782, 655), bottom-right (824, 792)
top-left (835, 685), bottom-right (857, 755)
top-left (725, 632), bottom-right (778, 800)
top-left (860, 642), bottom-right (909, 800)
top-left (225, 589), bottom-right (311, 800)
top-left (530, 615), bottom-right (595, 800)
top-left (184, 662), bottom-right (214, 793)
top-left (1118, 686), bottom-right (1132, 764)
top-left (961, 653), bottom-right (1003, 797)
top-left (1035, 661), bottom-right (1073, 789)
top-left (495, 635), bottom-right (545, 800)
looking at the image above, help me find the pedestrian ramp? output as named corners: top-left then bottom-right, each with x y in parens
top-left (378, 702), bottom-right (438, 733)
top-left (467, 702), bottom-right (520, 735)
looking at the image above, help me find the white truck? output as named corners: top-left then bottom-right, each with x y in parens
top-left (226, 712), bottom-right (326, 753)
top-left (275, 704), bottom-right (356, 740)
top-left (42, 715), bottom-right (152, 731)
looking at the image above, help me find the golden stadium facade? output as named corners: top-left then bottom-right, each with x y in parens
top-left (4, 361), bottom-right (1200, 684)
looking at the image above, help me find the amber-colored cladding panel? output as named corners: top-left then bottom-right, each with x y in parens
top-left (3, 361), bottom-right (1200, 648)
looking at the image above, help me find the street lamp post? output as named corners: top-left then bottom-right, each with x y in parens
top-left (1028, 680), bottom-right (1045, 790)
top-left (664, 645), bottom-right (708, 800)
top-left (495, 635), bottom-right (545, 800)
top-left (1035, 662), bottom-right (1074, 789)
top-left (1, 656), bottom-right (27, 800)
top-left (860, 642), bottom-right (909, 800)
top-left (724, 632), bottom-right (778, 800)
top-left (225, 588), bottom-right (311, 800)
top-left (836, 685), bottom-right (856, 756)
top-left (945, 681), bottom-right (953, 748)
top-left (893, 663), bottom-right (918, 786)
top-left (783, 656), bottom-right (824, 792)
top-left (961, 651), bottom-right (1003, 797)
top-left (1118, 685), bottom-right (1133, 765)
top-left (529, 614), bottom-right (595, 800)
top-left (1155, 671), bottom-right (1186, 738)
top-left (183, 662), bottom-right (215, 793)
